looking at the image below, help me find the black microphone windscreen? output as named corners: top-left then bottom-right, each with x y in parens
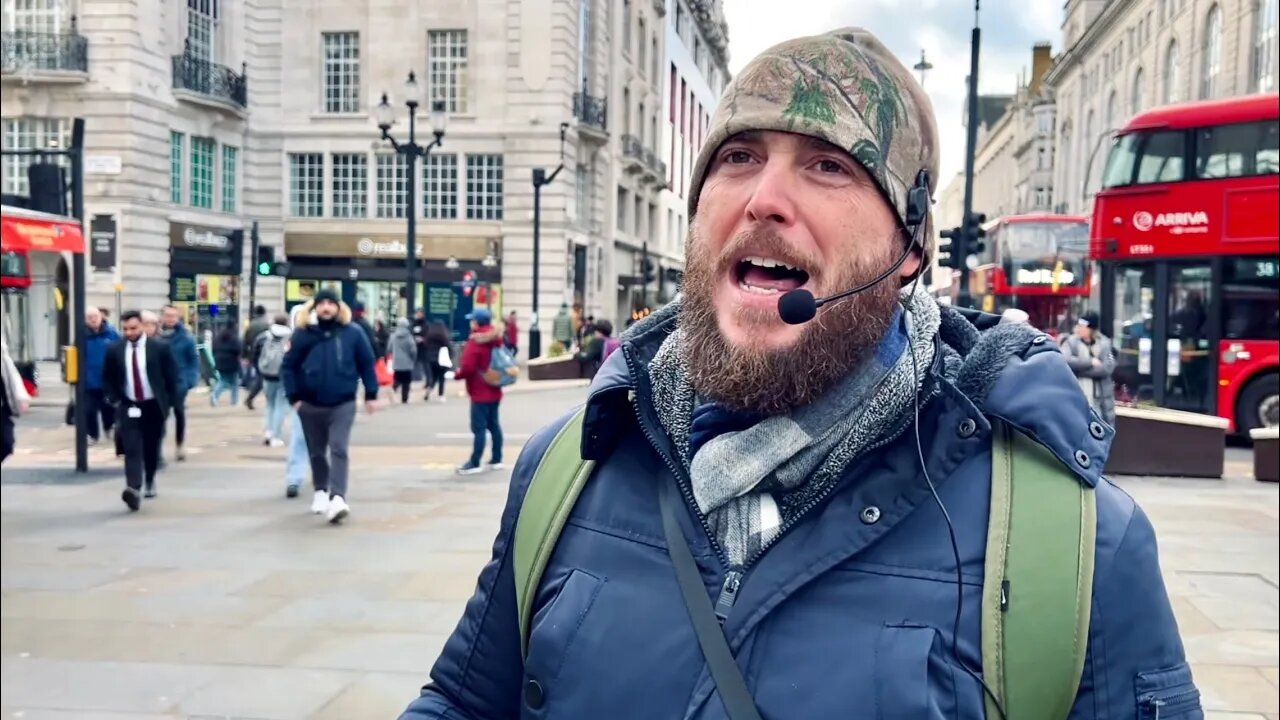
top-left (778, 289), bottom-right (818, 325)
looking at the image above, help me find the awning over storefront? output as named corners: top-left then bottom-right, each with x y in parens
top-left (0, 205), bottom-right (85, 254)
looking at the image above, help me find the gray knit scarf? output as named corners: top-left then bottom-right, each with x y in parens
top-left (648, 286), bottom-right (942, 568)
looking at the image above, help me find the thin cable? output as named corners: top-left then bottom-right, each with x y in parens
top-left (904, 269), bottom-right (1008, 720)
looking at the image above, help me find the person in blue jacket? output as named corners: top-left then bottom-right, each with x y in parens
top-left (159, 305), bottom-right (200, 461)
top-left (81, 306), bottom-right (120, 445)
top-left (279, 288), bottom-right (379, 525)
top-left (399, 28), bottom-right (1199, 720)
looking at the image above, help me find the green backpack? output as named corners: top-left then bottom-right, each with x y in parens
top-left (514, 409), bottom-right (1097, 720)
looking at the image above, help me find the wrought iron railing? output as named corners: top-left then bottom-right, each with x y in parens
top-left (172, 46), bottom-right (247, 109)
top-left (573, 91), bottom-right (608, 133)
top-left (1, 26), bottom-right (89, 74)
top-left (622, 134), bottom-right (645, 166)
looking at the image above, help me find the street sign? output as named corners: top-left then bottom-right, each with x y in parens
top-left (89, 214), bottom-right (117, 270)
top-left (84, 155), bottom-right (123, 175)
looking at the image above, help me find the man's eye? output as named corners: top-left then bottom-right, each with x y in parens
top-left (723, 150), bottom-right (754, 164)
top-left (816, 159), bottom-right (849, 175)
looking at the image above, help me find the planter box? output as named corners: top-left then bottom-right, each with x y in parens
top-left (1105, 406), bottom-right (1228, 478)
top-left (1250, 427), bottom-right (1279, 483)
top-left (527, 355), bottom-right (584, 381)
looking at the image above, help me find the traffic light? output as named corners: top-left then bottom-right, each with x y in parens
top-left (937, 226), bottom-right (963, 270)
top-left (641, 258), bottom-right (656, 284)
top-left (965, 212), bottom-right (988, 258)
top-left (256, 245), bottom-right (275, 276)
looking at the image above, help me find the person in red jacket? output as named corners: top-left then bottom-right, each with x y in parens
top-left (502, 310), bottom-right (518, 357)
top-left (454, 308), bottom-right (505, 475)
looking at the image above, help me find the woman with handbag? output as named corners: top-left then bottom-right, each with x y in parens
top-left (424, 320), bottom-right (452, 403)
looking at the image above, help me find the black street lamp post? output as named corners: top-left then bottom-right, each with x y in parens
top-left (528, 122), bottom-right (570, 360)
top-left (375, 72), bottom-right (446, 322)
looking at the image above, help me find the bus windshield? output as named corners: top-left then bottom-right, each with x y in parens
top-left (1101, 120), bottom-right (1280, 189)
top-left (998, 222), bottom-right (1090, 288)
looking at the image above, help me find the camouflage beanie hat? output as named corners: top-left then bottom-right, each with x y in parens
top-left (688, 28), bottom-right (940, 254)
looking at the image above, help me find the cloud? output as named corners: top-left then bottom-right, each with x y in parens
top-left (722, 0), bottom-right (1060, 187)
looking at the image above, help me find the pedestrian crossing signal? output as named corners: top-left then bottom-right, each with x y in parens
top-left (256, 245), bottom-right (276, 276)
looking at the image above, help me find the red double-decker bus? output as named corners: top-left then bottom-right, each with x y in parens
top-left (960, 213), bottom-right (1092, 336)
top-left (1, 246), bottom-right (37, 396)
top-left (1092, 93), bottom-right (1279, 433)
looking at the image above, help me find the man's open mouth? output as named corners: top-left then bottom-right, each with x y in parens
top-left (733, 256), bottom-right (811, 295)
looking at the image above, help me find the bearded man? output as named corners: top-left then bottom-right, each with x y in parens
top-left (400, 28), bottom-right (1196, 719)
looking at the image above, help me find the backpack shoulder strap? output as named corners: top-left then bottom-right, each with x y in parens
top-left (513, 406), bottom-right (595, 658)
top-left (982, 420), bottom-right (1097, 720)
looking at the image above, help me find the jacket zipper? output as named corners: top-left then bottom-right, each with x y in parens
top-left (1140, 688), bottom-right (1201, 720)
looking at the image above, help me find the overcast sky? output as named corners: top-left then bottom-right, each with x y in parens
top-left (722, 0), bottom-right (1062, 186)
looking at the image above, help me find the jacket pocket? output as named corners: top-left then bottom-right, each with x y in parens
top-left (523, 569), bottom-right (605, 714)
top-left (1137, 664), bottom-right (1204, 720)
top-left (876, 623), bottom-right (975, 720)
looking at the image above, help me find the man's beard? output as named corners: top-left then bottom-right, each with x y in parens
top-left (680, 226), bottom-right (902, 416)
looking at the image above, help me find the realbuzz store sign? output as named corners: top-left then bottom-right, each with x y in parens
top-left (283, 232), bottom-right (489, 260)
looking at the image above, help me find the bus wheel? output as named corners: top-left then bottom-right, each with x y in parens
top-left (1236, 373), bottom-right (1280, 433)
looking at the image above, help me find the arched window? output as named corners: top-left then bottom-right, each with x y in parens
top-left (1083, 109), bottom-right (1096, 197)
top-left (1105, 91), bottom-right (1119, 131)
top-left (1163, 40), bottom-right (1182, 103)
top-left (1201, 4), bottom-right (1223, 98)
top-left (1132, 67), bottom-right (1146, 114)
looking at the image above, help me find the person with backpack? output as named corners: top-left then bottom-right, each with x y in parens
top-left (574, 319), bottom-right (617, 378)
top-left (399, 28), bottom-right (1196, 720)
top-left (389, 317), bottom-right (418, 404)
top-left (252, 314), bottom-right (293, 446)
top-left (453, 308), bottom-right (507, 475)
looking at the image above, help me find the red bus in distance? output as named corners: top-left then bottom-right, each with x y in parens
top-left (1092, 93), bottom-right (1278, 433)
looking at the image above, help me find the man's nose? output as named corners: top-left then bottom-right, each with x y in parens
top-left (744, 160), bottom-right (797, 228)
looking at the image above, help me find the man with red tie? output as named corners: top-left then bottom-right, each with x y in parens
top-left (103, 310), bottom-right (178, 511)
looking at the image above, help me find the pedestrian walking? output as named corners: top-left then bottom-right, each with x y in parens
top-left (280, 289), bottom-right (380, 523)
top-left (252, 314), bottom-right (293, 445)
top-left (241, 305), bottom-right (270, 410)
top-left (103, 310), bottom-right (177, 510)
top-left (210, 325), bottom-right (242, 406)
top-left (282, 303), bottom-right (312, 498)
top-left (424, 320), bottom-right (452, 402)
top-left (158, 305), bottom-right (199, 461)
top-left (1061, 311), bottom-right (1117, 426)
top-left (81, 307), bottom-right (120, 447)
top-left (390, 317), bottom-right (417, 404)
top-left (551, 302), bottom-right (574, 351)
top-left (399, 27), bottom-right (1195, 719)
top-left (1, 335), bottom-right (31, 464)
top-left (502, 310), bottom-right (518, 357)
top-left (452, 309), bottom-right (505, 475)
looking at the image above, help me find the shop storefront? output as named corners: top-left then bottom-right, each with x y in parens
top-left (168, 221), bottom-right (244, 338)
top-left (283, 232), bottom-right (502, 342)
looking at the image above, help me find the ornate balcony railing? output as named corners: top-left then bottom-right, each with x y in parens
top-left (1, 25), bottom-right (89, 75)
top-left (573, 91), bottom-right (607, 133)
top-left (622, 134), bottom-right (646, 173)
top-left (172, 46), bottom-right (247, 109)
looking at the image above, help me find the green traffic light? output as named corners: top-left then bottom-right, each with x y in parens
top-left (257, 262), bottom-right (271, 275)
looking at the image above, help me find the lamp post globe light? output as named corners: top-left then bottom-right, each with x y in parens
top-left (375, 71), bottom-right (447, 322)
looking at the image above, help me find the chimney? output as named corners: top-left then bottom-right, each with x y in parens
top-left (1029, 42), bottom-right (1053, 96)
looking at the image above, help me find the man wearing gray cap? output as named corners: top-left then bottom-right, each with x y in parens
top-left (400, 28), bottom-right (1195, 719)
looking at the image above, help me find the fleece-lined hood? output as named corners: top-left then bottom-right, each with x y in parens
top-left (290, 298), bottom-right (353, 328)
top-left (592, 294), bottom-right (1113, 488)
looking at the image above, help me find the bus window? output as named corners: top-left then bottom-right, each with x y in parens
top-left (1224, 258), bottom-right (1280, 341)
top-left (1102, 133), bottom-right (1140, 188)
top-left (1196, 121), bottom-right (1280, 178)
top-left (1135, 131), bottom-right (1186, 184)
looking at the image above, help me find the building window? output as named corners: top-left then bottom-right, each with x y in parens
top-left (1132, 68), bottom-right (1145, 114)
top-left (1255, 0), bottom-right (1279, 92)
top-left (465, 154), bottom-right (503, 220)
top-left (617, 186), bottom-right (627, 232)
top-left (376, 154), bottom-right (408, 219)
top-left (322, 32), bottom-right (361, 113)
top-left (423, 153), bottom-right (458, 219)
top-left (428, 30), bottom-right (469, 113)
top-left (331, 153), bottom-right (367, 218)
top-left (186, 0), bottom-right (218, 62)
top-left (1105, 91), bottom-right (1118, 132)
top-left (1163, 40), bottom-right (1181, 104)
top-left (623, 0), bottom-right (632, 54)
top-left (1, 117), bottom-right (70, 197)
top-left (288, 153), bottom-right (324, 217)
top-left (652, 35), bottom-right (660, 80)
top-left (5, 0), bottom-right (67, 33)
top-left (1201, 5), bottom-right (1223, 99)
top-left (575, 164), bottom-right (591, 227)
top-left (633, 195), bottom-right (643, 235)
top-left (189, 137), bottom-right (215, 209)
top-left (168, 131), bottom-right (184, 203)
top-left (638, 18), bottom-right (647, 73)
top-left (623, 88), bottom-right (632, 136)
top-left (221, 145), bottom-right (237, 213)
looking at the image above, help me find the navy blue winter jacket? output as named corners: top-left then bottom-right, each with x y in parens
top-left (399, 301), bottom-right (1200, 720)
top-left (280, 314), bottom-right (378, 407)
top-left (162, 323), bottom-right (200, 393)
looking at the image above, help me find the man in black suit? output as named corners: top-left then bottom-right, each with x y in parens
top-left (103, 310), bottom-right (178, 511)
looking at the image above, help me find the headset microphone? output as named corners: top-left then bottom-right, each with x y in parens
top-left (776, 168), bottom-right (933, 326)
